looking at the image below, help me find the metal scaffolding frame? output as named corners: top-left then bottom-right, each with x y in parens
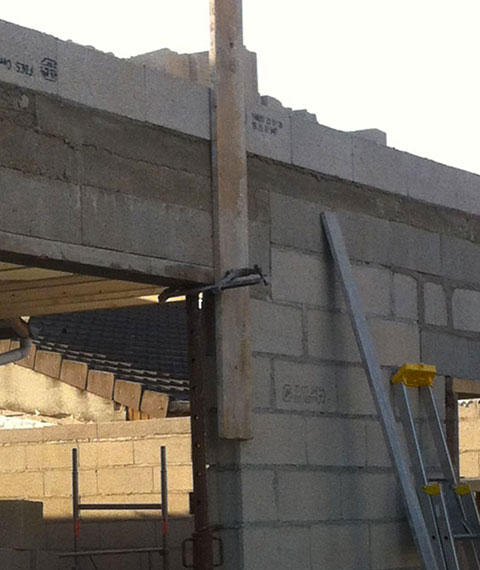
top-left (59, 446), bottom-right (169, 570)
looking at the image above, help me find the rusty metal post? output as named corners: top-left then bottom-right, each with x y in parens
top-left (187, 295), bottom-right (214, 569)
top-left (210, 0), bottom-right (253, 440)
top-left (72, 448), bottom-right (80, 570)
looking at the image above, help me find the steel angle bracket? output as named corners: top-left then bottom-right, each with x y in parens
top-left (158, 265), bottom-right (268, 303)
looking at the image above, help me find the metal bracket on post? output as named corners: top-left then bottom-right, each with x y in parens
top-left (158, 265), bottom-right (267, 303)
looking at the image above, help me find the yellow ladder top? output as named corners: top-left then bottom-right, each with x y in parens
top-left (391, 363), bottom-right (437, 388)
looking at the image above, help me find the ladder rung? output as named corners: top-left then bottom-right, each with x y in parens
top-left (453, 533), bottom-right (480, 541)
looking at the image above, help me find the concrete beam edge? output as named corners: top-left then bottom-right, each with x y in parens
top-left (1, 19), bottom-right (480, 220)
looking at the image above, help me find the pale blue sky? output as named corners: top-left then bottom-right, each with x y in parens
top-left (3, 1), bottom-right (479, 175)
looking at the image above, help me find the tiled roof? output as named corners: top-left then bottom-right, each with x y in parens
top-left (29, 302), bottom-right (189, 401)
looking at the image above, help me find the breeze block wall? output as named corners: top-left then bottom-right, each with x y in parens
top-left (207, 149), bottom-right (480, 570)
top-left (0, 418), bottom-right (192, 570)
top-left (4, 17), bottom-right (480, 570)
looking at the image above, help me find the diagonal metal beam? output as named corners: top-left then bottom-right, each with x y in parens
top-left (321, 211), bottom-right (440, 570)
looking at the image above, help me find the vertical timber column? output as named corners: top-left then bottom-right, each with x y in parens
top-left (210, 0), bottom-right (253, 440)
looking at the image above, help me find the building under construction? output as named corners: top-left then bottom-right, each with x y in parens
top-left (1, 2), bottom-right (480, 569)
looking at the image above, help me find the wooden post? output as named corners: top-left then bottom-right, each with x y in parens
top-left (210, 0), bottom-right (253, 440)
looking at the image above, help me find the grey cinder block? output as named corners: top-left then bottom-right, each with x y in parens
top-left (353, 264), bottom-right (391, 316)
top-left (421, 330), bottom-right (480, 380)
top-left (366, 420), bottom-right (391, 468)
top-left (307, 309), bottom-right (360, 363)
top-left (310, 524), bottom-right (369, 570)
top-left (81, 186), bottom-right (213, 266)
top-left (442, 235), bottom-right (480, 284)
top-left (278, 471), bottom-right (341, 521)
top-left (252, 356), bottom-right (273, 409)
top-left (341, 472), bottom-right (403, 520)
top-left (145, 67), bottom-right (210, 139)
top-left (339, 210), bottom-right (440, 276)
top-left (0, 19), bottom-right (58, 96)
top-left (0, 167), bottom-right (81, 243)
top-left (393, 273), bottom-right (418, 320)
top-left (337, 210), bottom-right (392, 266)
top-left (453, 288), bottom-right (480, 332)
top-left (242, 526), bottom-right (311, 570)
top-left (246, 103), bottom-right (291, 163)
top-left (389, 222), bottom-right (441, 275)
top-left (306, 416), bottom-right (366, 467)
top-left (57, 40), bottom-right (145, 122)
top-left (350, 128), bottom-right (387, 146)
top-left (369, 521), bottom-right (418, 570)
top-left (251, 299), bottom-right (303, 356)
top-left (291, 114), bottom-right (353, 179)
top-left (271, 248), bottom-right (341, 308)
top-left (273, 360), bottom-right (336, 413)
top-left (270, 192), bottom-right (328, 253)
top-left (424, 282), bottom-right (448, 326)
top-left (240, 413), bottom-right (307, 465)
top-left (370, 319), bottom-right (420, 366)
top-left (335, 364), bottom-right (377, 416)
top-left (307, 310), bottom-right (419, 366)
top-left (240, 470), bottom-right (276, 522)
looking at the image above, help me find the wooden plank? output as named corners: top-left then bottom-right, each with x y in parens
top-left (0, 274), bottom-right (101, 293)
top-left (0, 285), bottom-right (163, 318)
top-left (0, 294), bottom-right (159, 319)
top-left (210, 0), bottom-right (252, 439)
top-left (452, 377), bottom-right (480, 398)
top-left (0, 267), bottom-right (72, 281)
top-left (0, 262), bottom-right (25, 272)
top-left (0, 278), bottom-right (159, 304)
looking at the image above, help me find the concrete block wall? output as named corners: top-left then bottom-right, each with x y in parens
top-left (0, 36), bottom-right (214, 285)
top-left (237, 231), bottom-right (429, 570)
top-left (3, 16), bottom-right (480, 235)
top-left (0, 418), bottom-right (193, 570)
top-left (206, 147), bottom-right (480, 569)
top-left (5, 15), bottom-right (480, 570)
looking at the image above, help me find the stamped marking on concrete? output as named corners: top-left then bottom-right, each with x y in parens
top-left (250, 112), bottom-right (284, 136)
top-left (281, 383), bottom-right (326, 407)
top-left (0, 53), bottom-right (57, 82)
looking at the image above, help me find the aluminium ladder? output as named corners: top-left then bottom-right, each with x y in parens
top-left (321, 212), bottom-right (480, 570)
top-left (392, 363), bottom-right (480, 569)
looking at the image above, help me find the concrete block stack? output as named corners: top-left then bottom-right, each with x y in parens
top-left (207, 180), bottom-right (480, 568)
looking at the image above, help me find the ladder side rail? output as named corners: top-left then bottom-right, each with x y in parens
top-left (422, 389), bottom-right (480, 526)
top-left (321, 212), bottom-right (440, 570)
top-left (395, 384), bottom-right (450, 570)
top-left (422, 387), bottom-right (458, 485)
top-left (430, 489), bottom-right (462, 570)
